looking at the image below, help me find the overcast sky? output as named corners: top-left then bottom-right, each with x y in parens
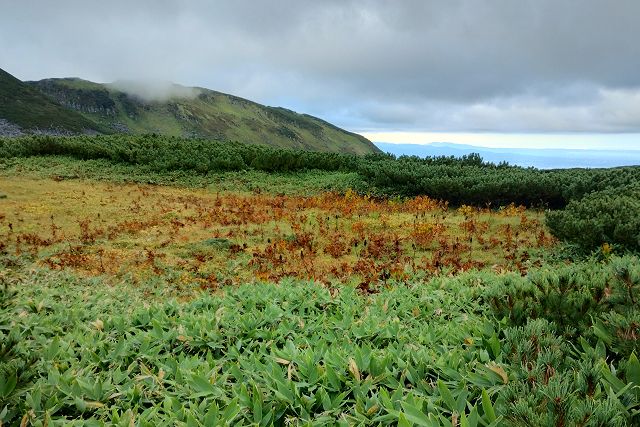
top-left (2, 0), bottom-right (640, 149)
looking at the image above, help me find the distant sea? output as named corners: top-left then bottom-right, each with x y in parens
top-left (374, 142), bottom-right (640, 169)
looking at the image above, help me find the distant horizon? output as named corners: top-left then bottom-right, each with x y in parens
top-left (373, 141), bottom-right (640, 169)
top-left (360, 132), bottom-right (640, 151)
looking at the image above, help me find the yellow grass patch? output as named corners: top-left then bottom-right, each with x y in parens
top-left (0, 177), bottom-right (555, 289)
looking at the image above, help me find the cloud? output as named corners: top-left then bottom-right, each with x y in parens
top-left (1, 0), bottom-right (640, 134)
top-left (108, 81), bottom-right (201, 102)
top-left (446, 88), bottom-right (640, 133)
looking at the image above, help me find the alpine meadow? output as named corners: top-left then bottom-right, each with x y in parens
top-left (2, 2), bottom-right (640, 426)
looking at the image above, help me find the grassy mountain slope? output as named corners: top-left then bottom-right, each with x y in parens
top-left (27, 77), bottom-right (379, 154)
top-left (0, 68), bottom-right (106, 133)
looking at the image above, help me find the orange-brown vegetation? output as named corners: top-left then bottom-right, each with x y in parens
top-left (0, 178), bottom-right (555, 289)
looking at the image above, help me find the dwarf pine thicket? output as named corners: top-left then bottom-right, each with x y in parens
top-left (1, 135), bottom-right (640, 425)
top-left (2, 135), bottom-right (640, 205)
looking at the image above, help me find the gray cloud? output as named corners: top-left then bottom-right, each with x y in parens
top-left (109, 81), bottom-right (201, 102)
top-left (1, 0), bottom-right (640, 133)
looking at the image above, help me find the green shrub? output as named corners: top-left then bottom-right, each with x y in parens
top-left (4, 255), bottom-right (640, 424)
top-left (546, 185), bottom-right (640, 251)
top-left (485, 257), bottom-right (640, 357)
top-left (497, 319), bottom-right (633, 427)
top-left (3, 135), bottom-right (640, 208)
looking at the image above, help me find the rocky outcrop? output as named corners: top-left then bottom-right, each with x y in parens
top-left (0, 119), bottom-right (23, 137)
top-left (0, 118), bottom-right (94, 137)
top-left (110, 122), bottom-right (130, 133)
top-left (29, 80), bottom-right (117, 117)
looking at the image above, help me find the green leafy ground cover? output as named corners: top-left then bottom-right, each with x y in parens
top-left (2, 255), bottom-right (640, 426)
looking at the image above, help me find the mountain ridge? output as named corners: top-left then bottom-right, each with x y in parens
top-left (0, 68), bottom-right (378, 154)
top-left (0, 68), bottom-right (108, 134)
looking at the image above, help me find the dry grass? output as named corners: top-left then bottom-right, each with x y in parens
top-left (0, 177), bottom-right (555, 289)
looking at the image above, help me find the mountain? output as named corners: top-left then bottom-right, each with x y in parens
top-left (18, 75), bottom-right (378, 154)
top-left (0, 68), bottom-right (107, 134)
top-left (375, 142), bottom-right (640, 169)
